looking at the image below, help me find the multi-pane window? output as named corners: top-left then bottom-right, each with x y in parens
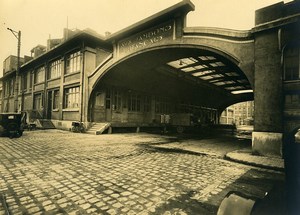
top-left (155, 97), bottom-right (170, 113)
top-left (105, 89), bottom-right (111, 109)
top-left (284, 46), bottom-right (300, 81)
top-left (285, 93), bottom-right (300, 105)
top-left (48, 59), bottom-right (61, 79)
top-left (64, 86), bottom-right (80, 108)
top-left (9, 79), bottom-right (14, 96)
top-left (4, 81), bottom-right (10, 97)
top-left (66, 51), bottom-right (81, 74)
top-left (35, 66), bottom-right (45, 84)
top-left (113, 90), bottom-right (122, 111)
top-left (53, 90), bottom-right (60, 109)
top-left (128, 93), bottom-right (141, 112)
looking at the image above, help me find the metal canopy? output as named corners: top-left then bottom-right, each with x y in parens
top-left (166, 55), bottom-right (252, 95)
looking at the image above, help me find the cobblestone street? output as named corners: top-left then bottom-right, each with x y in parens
top-left (0, 130), bottom-right (284, 215)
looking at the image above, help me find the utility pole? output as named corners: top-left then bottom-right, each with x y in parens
top-left (7, 28), bottom-right (21, 113)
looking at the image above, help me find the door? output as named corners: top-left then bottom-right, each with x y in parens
top-left (47, 91), bottom-right (52, 119)
top-left (33, 93), bottom-right (44, 118)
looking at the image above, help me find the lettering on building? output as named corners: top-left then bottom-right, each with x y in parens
top-left (118, 22), bottom-right (174, 55)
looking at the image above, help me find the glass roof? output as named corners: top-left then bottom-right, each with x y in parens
top-left (167, 55), bottom-right (251, 93)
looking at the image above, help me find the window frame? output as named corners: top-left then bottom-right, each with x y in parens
top-left (63, 86), bottom-right (80, 109)
top-left (65, 51), bottom-right (81, 75)
top-left (53, 89), bottom-right (60, 110)
top-left (34, 66), bottom-right (45, 84)
top-left (128, 92), bottom-right (141, 112)
top-left (284, 43), bottom-right (300, 81)
top-left (48, 59), bottom-right (62, 80)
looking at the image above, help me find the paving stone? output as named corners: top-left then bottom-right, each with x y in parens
top-left (44, 204), bottom-right (56, 211)
top-left (95, 201), bottom-right (106, 208)
top-left (112, 202), bottom-right (123, 209)
top-left (80, 203), bottom-right (91, 210)
top-left (42, 200), bottom-right (52, 206)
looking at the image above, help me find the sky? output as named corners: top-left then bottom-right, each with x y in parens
top-left (0, 0), bottom-right (291, 75)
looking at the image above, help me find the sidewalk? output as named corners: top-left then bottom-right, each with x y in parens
top-left (225, 150), bottom-right (284, 172)
top-left (150, 136), bottom-right (284, 172)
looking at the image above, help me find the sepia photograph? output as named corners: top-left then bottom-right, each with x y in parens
top-left (0, 0), bottom-right (299, 214)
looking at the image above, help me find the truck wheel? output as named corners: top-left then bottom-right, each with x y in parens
top-left (176, 126), bottom-right (184, 134)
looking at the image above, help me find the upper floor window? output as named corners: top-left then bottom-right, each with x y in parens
top-left (9, 79), bottom-right (14, 96)
top-left (284, 45), bottom-right (300, 81)
top-left (66, 51), bottom-right (81, 74)
top-left (4, 80), bottom-right (13, 97)
top-left (48, 59), bottom-right (61, 79)
top-left (35, 66), bottom-right (45, 84)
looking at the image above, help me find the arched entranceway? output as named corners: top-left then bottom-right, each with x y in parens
top-left (88, 46), bottom-right (253, 129)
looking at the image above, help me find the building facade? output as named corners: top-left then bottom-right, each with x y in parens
top-left (1, 28), bottom-right (112, 129)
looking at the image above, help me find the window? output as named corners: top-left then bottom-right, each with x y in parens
top-left (113, 90), bottom-right (122, 111)
top-left (9, 79), bottom-right (14, 96)
top-left (105, 89), bottom-right (111, 109)
top-left (128, 93), bottom-right (141, 112)
top-left (64, 86), bottom-right (80, 109)
top-left (66, 51), bottom-right (81, 74)
top-left (29, 71), bottom-right (33, 88)
top-left (34, 93), bottom-right (43, 110)
top-left (285, 94), bottom-right (300, 105)
top-left (284, 46), bottom-right (300, 81)
top-left (4, 81), bottom-right (9, 97)
top-left (95, 92), bottom-right (105, 107)
top-left (53, 90), bottom-right (60, 109)
top-left (35, 66), bottom-right (45, 84)
top-left (155, 97), bottom-right (170, 113)
top-left (48, 59), bottom-right (61, 79)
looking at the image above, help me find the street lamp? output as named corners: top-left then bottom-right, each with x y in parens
top-left (7, 27), bottom-right (21, 113)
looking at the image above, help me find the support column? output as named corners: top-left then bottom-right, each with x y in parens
top-left (253, 30), bottom-right (283, 157)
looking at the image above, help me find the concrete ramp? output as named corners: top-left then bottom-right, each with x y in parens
top-left (87, 123), bottom-right (111, 135)
top-left (36, 119), bottom-right (56, 129)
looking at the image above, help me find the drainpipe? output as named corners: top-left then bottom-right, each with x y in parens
top-left (80, 41), bottom-right (85, 123)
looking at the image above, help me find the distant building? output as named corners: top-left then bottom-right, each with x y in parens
top-left (221, 101), bottom-right (254, 125)
top-left (2, 55), bottom-right (25, 77)
top-left (233, 101), bottom-right (254, 126)
top-left (220, 106), bottom-right (234, 124)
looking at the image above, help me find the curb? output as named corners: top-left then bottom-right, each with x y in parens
top-left (225, 152), bottom-right (285, 172)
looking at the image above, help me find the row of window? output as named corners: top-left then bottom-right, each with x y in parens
top-left (34, 86), bottom-right (80, 110)
top-left (3, 51), bottom-right (81, 97)
top-left (104, 89), bottom-right (168, 113)
top-left (30, 50), bottom-right (82, 85)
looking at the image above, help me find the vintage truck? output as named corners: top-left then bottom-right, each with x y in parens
top-left (0, 112), bottom-right (26, 138)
